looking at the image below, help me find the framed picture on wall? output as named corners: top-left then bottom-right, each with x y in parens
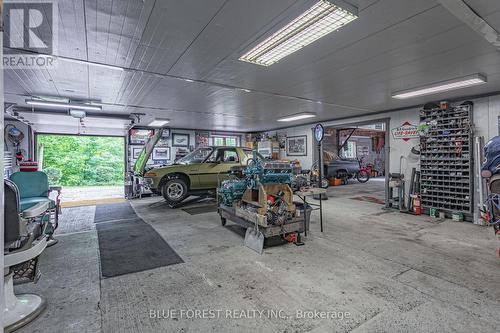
top-left (152, 147), bottom-right (170, 160)
top-left (286, 135), bottom-right (307, 156)
top-left (132, 147), bottom-right (143, 159)
top-left (129, 128), bottom-right (154, 145)
top-left (157, 129), bottom-right (170, 147)
top-left (172, 133), bottom-right (189, 147)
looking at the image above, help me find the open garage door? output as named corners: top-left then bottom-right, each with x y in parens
top-left (36, 134), bottom-right (126, 207)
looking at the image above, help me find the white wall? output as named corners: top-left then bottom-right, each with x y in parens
top-left (267, 107), bottom-right (420, 171)
top-left (272, 94), bottom-right (500, 221)
top-left (170, 129), bottom-right (196, 160)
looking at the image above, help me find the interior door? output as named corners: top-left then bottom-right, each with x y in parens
top-left (198, 148), bottom-right (240, 188)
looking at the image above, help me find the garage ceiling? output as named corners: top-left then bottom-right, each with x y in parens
top-left (4, 0), bottom-right (500, 134)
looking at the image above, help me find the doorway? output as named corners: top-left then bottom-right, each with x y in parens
top-left (36, 134), bottom-right (126, 206)
top-left (317, 119), bottom-right (389, 205)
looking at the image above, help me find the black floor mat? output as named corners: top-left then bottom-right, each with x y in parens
top-left (182, 204), bottom-right (218, 215)
top-left (94, 202), bottom-right (137, 223)
top-left (96, 218), bottom-right (184, 278)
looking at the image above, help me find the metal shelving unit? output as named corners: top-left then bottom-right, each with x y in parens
top-left (419, 103), bottom-right (473, 219)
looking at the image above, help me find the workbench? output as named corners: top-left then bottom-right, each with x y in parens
top-left (295, 188), bottom-right (327, 235)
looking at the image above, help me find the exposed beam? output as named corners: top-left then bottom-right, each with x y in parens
top-left (438, 0), bottom-right (500, 51)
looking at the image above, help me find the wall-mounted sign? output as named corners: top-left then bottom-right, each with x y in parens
top-left (391, 122), bottom-right (418, 141)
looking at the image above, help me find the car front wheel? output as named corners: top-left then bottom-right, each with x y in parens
top-left (162, 178), bottom-right (188, 205)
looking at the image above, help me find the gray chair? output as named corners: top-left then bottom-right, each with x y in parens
top-left (3, 179), bottom-right (50, 332)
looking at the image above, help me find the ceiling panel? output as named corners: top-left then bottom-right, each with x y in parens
top-left (127, 0), bottom-right (226, 74)
top-left (202, 0), bottom-right (440, 89)
top-left (167, 0), bottom-right (298, 79)
top-left (85, 0), bottom-right (155, 67)
top-left (4, 0), bottom-right (500, 133)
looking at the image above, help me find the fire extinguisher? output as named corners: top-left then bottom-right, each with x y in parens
top-left (413, 195), bottom-right (422, 215)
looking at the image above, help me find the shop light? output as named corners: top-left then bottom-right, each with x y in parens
top-left (26, 99), bottom-right (102, 111)
top-left (277, 113), bottom-right (316, 122)
top-left (392, 74), bottom-right (487, 99)
top-left (239, 0), bottom-right (358, 66)
top-left (60, 57), bottom-right (125, 71)
top-left (69, 110), bottom-right (86, 119)
top-left (148, 119), bottom-right (170, 127)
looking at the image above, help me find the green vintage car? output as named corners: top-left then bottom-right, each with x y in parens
top-left (140, 146), bottom-right (263, 205)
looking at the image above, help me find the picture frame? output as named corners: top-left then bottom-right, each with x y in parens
top-left (132, 147), bottom-right (143, 159)
top-left (172, 133), bottom-right (190, 147)
top-left (152, 147), bottom-right (170, 160)
top-left (157, 129), bottom-right (170, 147)
top-left (286, 135), bottom-right (307, 156)
top-left (129, 128), bottom-right (154, 145)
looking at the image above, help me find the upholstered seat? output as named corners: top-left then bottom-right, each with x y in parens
top-left (10, 171), bottom-right (61, 247)
top-left (4, 179), bottom-right (49, 332)
top-left (20, 197), bottom-right (56, 211)
top-left (10, 171), bottom-right (49, 199)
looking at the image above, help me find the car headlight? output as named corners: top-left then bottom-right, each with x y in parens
top-left (143, 177), bottom-right (154, 186)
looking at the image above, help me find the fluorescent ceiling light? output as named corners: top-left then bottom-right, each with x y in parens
top-left (148, 119), bottom-right (170, 127)
top-left (277, 113), bottom-right (316, 122)
top-left (392, 74), bottom-right (487, 99)
top-left (59, 57), bottom-right (124, 71)
top-left (239, 0), bottom-right (358, 66)
top-left (69, 110), bottom-right (86, 119)
top-left (26, 99), bottom-right (102, 111)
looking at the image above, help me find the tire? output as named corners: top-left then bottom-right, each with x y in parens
top-left (356, 170), bottom-right (370, 183)
top-left (162, 178), bottom-right (188, 205)
top-left (321, 178), bottom-right (329, 189)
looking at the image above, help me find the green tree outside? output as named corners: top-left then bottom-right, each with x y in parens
top-left (37, 135), bottom-right (125, 186)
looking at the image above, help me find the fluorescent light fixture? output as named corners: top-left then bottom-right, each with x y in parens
top-left (59, 57), bottom-right (124, 71)
top-left (392, 74), bottom-right (487, 99)
top-left (277, 113), bottom-right (316, 122)
top-left (239, 0), bottom-right (358, 66)
top-left (148, 119), bottom-right (170, 127)
top-left (26, 99), bottom-right (102, 111)
top-left (69, 110), bottom-right (86, 119)
top-left (239, 88), bottom-right (251, 93)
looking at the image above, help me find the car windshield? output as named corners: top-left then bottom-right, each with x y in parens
top-left (177, 147), bottom-right (213, 165)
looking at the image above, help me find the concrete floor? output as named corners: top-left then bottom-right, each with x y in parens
top-left (15, 181), bottom-right (500, 333)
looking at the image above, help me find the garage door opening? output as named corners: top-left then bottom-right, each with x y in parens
top-left (318, 121), bottom-right (388, 206)
top-left (36, 134), bottom-right (125, 207)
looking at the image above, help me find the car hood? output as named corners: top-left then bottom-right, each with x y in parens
top-left (133, 129), bottom-right (164, 175)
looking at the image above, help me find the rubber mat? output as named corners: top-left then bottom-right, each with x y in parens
top-left (96, 218), bottom-right (184, 278)
top-left (94, 202), bottom-right (137, 223)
